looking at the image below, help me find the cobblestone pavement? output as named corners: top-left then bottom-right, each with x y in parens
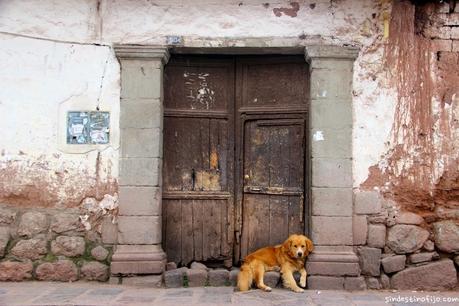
top-left (0, 282), bottom-right (458, 306)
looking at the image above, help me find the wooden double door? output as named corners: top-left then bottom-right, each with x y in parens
top-left (162, 55), bottom-right (309, 266)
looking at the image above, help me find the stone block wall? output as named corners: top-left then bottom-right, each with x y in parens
top-left (352, 191), bottom-right (459, 290)
top-left (0, 205), bottom-right (116, 282)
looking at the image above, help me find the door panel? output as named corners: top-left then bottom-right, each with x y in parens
top-left (162, 56), bottom-right (234, 266)
top-left (239, 57), bottom-right (309, 109)
top-left (240, 119), bottom-right (305, 258)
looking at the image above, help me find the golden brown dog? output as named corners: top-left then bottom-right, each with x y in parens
top-left (237, 234), bottom-right (314, 293)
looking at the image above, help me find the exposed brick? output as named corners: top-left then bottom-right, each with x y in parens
top-left (425, 26), bottom-right (451, 39)
top-left (437, 2), bottom-right (450, 13)
top-left (431, 39), bottom-right (452, 52)
top-left (451, 27), bottom-right (459, 39)
top-left (452, 40), bottom-right (459, 52)
top-left (442, 13), bottom-right (459, 25)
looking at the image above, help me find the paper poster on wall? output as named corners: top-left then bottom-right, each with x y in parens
top-left (67, 111), bottom-right (110, 144)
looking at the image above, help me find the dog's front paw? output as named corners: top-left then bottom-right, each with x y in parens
top-left (299, 279), bottom-right (306, 288)
top-left (264, 286), bottom-right (272, 292)
top-left (293, 287), bottom-right (304, 293)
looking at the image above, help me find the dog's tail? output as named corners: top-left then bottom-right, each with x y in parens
top-left (237, 263), bottom-right (253, 291)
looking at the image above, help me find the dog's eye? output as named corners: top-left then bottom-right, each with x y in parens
top-left (301, 245), bottom-right (305, 248)
top-left (293, 245), bottom-right (297, 248)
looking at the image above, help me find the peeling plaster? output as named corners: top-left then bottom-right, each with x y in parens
top-left (0, 0), bottom-right (399, 210)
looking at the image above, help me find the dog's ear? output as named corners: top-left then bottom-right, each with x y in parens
top-left (282, 237), bottom-right (292, 253)
top-left (305, 237), bottom-right (314, 253)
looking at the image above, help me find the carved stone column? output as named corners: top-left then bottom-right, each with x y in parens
top-left (111, 45), bottom-right (169, 275)
top-left (305, 45), bottom-right (361, 287)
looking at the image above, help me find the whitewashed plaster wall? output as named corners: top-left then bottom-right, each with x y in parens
top-left (0, 0), bottom-right (396, 208)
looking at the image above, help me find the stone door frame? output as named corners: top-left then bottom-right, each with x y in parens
top-left (111, 45), bottom-right (360, 276)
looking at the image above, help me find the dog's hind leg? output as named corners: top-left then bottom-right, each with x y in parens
top-left (254, 265), bottom-right (272, 292)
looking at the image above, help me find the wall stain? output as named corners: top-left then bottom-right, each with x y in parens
top-left (0, 154), bottom-right (117, 209)
top-left (273, 2), bottom-right (300, 17)
top-left (361, 1), bottom-right (459, 221)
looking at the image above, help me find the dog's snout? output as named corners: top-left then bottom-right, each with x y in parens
top-left (297, 251), bottom-right (303, 257)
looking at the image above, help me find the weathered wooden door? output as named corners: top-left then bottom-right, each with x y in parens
top-left (162, 56), bottom-right (235, 266)
top-left (236, 57), bottom-right (309, 260)
top-left (163, 55), bottom-right (308, 265)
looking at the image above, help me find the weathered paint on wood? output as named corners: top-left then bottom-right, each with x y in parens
top-left (163, 55), bottom-right (309, 265)
top-left (163, 56), bottom-right (234, 266)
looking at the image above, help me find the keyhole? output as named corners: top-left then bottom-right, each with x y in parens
top-left (191, 168), bottom-right (196, 191)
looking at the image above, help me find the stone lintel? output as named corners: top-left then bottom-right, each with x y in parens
top-left (114, 45), bottom-right (170, 64)
top-left (305, 45), bottom-right (359, 63)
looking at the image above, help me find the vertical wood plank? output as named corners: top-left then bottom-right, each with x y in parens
top-left (288, 195), bottom-right (303, 235)
top-left (246, 194), bottom-right (270, 254)
top-left (165, 199), bottom-right (182, 264)
top-left (181, 199), bottom-right (194, 265)
top-left (192, 199), bottom-right (203, 261)
top-left (269, 195), bottom-right (289, 245)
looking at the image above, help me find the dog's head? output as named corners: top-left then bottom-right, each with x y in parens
top-left (282, 234), bottom-right (314, 259)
